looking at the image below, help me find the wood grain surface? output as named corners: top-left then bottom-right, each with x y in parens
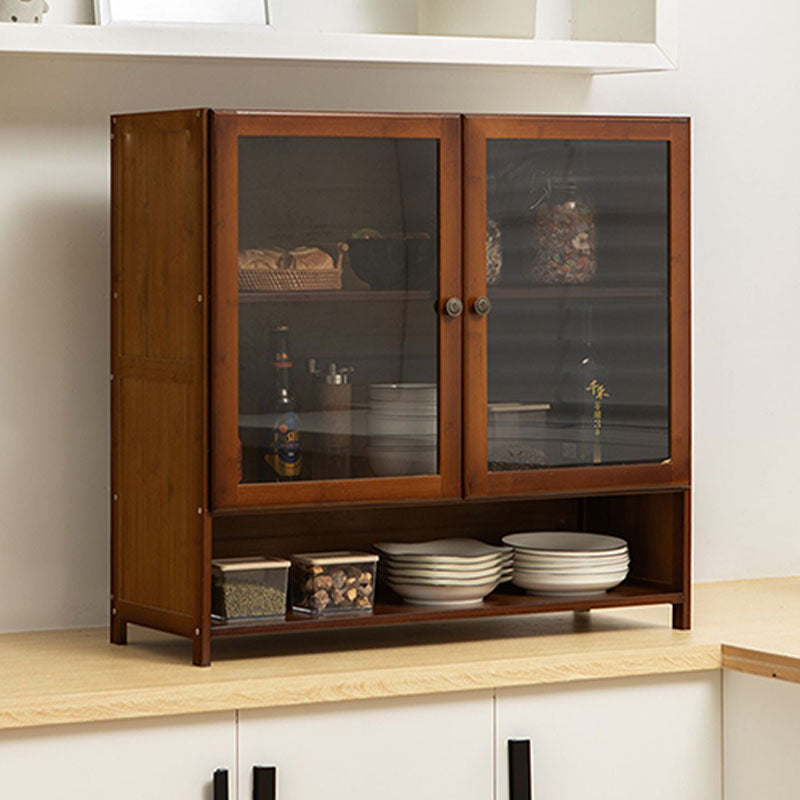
top-left (2, 578), bottom-right (799, 731)
top-left (211, 111), bottom-right (463, 510)
top-left (110, 109), bottom-right (210, 660)
top-left (462, 115), bottom-right (691, 498)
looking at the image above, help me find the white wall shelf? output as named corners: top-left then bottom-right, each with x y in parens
top-left (0, 7), bottom-right (677, 73)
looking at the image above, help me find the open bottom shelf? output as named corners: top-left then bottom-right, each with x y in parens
top-left (211, 582), bottom-right (683, 637)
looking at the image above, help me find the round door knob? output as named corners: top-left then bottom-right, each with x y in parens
top-left (444, 297), bottom-right (464, 318)
top-left (473, 296), bottom-right (492, 316)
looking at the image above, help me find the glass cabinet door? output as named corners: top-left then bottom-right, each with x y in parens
top-left (212, 113), bottom-right (462, 508)
top-left (464, 116), bottom-right (690, 496)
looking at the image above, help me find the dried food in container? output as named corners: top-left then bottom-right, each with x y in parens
top-left (529, 175), bottom-right (597, 284)
top-left (291, 551), bottom-right (379, 614)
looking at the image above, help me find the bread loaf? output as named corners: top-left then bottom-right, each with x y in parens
top-left (238, 246), bottom-right (335, 272)
top-left (238, 248), bottom-right (285, 271)
top-left (290, 246), bottom-right (334, 271)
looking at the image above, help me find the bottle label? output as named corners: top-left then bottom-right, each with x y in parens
top-left (266, 412), bottom-right (302, 478)
top-left (584, 378), bottom-right (610, 465)
top-left (585, 379), bottom-right (610, 434)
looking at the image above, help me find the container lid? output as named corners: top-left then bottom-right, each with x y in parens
top-left (291, 550), bottom-right (379, 566)
top-left (212, 556), bottom-right (291, 572)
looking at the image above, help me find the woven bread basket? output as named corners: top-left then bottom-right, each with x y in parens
top-left (239, 243), bottom-right (346, 292)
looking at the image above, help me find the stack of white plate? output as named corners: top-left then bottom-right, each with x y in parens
top-left (502, 532), bottom-right (630, 597)
top-left (367, 383), bottom-right (437, 476)
top-left (374, 538), bottom-right (512, 606)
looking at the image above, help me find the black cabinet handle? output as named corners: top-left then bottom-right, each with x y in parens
top-left (508, 739), bottom-right (532, 800)
top-left (213, 769), bottom-right (229, 800)
top-left (253, 766), bottom-right (277, 800)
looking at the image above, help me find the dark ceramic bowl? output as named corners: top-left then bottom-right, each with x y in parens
top-left (347, 238), bottom-right (436, 290)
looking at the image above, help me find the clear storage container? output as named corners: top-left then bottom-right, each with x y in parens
top-left (291, 551), bottom-right (379, 614)
top-left (529, 174), bottom-right (597, 285)
top-left (211, 556), bottom-right (290, 620)
top-left (488, 402), bottom-right (551, 471)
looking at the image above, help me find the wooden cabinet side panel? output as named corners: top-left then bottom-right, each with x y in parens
top-left (111, 110), bottom-right (209, 633)
top-left (584, 489), bottom-right (688, 591)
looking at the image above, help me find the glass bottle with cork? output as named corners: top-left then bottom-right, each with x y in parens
top-left (556, 305), bottom-right (609, 466)
top-left (263, 324), bottom-right (302, 481)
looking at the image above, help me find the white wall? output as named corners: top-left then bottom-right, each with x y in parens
top-left (0, 0), bottom-right (797, 631)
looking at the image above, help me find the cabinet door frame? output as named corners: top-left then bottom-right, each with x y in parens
top-left (211, 111), bottom-right (463, 510)
top-left (463, 115), bottom-right (691, 497)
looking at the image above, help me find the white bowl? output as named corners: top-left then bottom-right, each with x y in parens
top-left (375, 538), bottom-right (510, 558)
top-left (368, 412), bottom-right (437, 437)
top-left (514, 553), bottom-right (630, 570)
top-left (512, 568), bottom-right (628, 597)
top-left (383, 564), bottom-right (505, 583)
top-left (513, 549), bottom-right (628, 561)
top-left (385, 578), bottom-right (500, 606)
top-left (513, 564), bottom-right (629, 578)
top-left (368, 383), bottom-right (437, 404)
top-left (368, 399), bottom-right (437, 416)
top-left (383, 552), bottom-right (512, 569)
top-left (368, 434), bottom-right (436, 449)
top-left (503, 531), bottom-right (628, 553)
top-left (368, 446), bottom-right (437, 476)
top-left (513, 565), bottom-right (629, 578)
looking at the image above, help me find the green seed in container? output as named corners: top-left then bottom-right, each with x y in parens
top-left (217, 583), bottom-right (286, 618)
top-left (211, 557), bottom-right (290, 620)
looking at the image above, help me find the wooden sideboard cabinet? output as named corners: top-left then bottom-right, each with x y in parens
top-left (110, 109), bottom-right (690, 665)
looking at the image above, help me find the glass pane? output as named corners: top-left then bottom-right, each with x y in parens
top-left (486, 139), bottom-right (669, 471)
top-left (237, 136), bottom-right (439, 483)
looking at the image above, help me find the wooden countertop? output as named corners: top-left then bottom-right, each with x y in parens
top-left (1, 577), bottom-right (798, 731)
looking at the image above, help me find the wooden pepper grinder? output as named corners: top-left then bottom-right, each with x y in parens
top-left (308, 359), bottom-right (354, 480)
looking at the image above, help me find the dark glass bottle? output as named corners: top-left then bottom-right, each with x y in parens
top-left (263, 324), bottom-right (302, 481)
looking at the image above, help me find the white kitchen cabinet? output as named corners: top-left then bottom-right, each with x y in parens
top-left (0, 712), bottom-right (235, 799)
top-left (496, 671), bottom-right (721, 800)
top-left (724, 670), bottom-right (800, 800)
top-left (0, 671), bottom-right (738, 799)
top-left (238, 691), bottom-right (494, 800)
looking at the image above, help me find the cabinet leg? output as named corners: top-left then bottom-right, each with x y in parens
top-left (110, 614), bottom-right (128, 645)
top-left (193, 630), bottom-right (211, 667)
top-left (672, 601), bottom-right (690, 630)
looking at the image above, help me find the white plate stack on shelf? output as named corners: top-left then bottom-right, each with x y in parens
top-left (367, 383), bottom-right (437, 476)
top-left (502, 532), bottom-right (630, 597)
top-left (374, 538), bottom-right (513, 606)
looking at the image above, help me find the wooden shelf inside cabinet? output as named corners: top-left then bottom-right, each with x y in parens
top-left (211, 583), bottom-right (684, 637)
top-left (239, 289), bottom-right (435, 304)
top-left (487, 285), bottom-right (666, 301)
